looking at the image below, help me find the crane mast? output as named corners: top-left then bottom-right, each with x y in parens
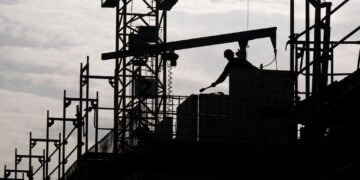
top-left (101, 0), bottom-right (175, 153)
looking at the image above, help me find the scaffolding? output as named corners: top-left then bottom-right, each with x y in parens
top-left (1, 0), bottom-right (360, 180)
top-left (101, 0), bottom-right (172, 154)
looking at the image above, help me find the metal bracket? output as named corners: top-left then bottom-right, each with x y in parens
top-left (65, 99), bottom-right (72, 108)
top-left (30, 140), bottom-right (37, 149)
top-left (15, 157), bottom-right (22, 165)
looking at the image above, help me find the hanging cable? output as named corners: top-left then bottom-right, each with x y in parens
top-left (247, 0), bottom-right (250, 30)
top-left (262, 57), bottom-right (278, 70)
top-left (130, 0), bottom-right (134, 28)
top-left (131, 0), bottom-right (133, 13)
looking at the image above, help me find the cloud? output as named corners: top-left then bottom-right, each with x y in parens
top-left (0, 0), bottom-right (115, 100)
top-left (0, 1), bottom-right (114, 177)
top-left (0, 0), bottom-right (359, 178)
top-left (174, 0), bottom-right (292, 16)
top-left (0, 0), bottom-right (114, 48)
top-left (0, 90), bottom-right (62, 173)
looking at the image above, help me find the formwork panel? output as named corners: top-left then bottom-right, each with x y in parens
top-left (229, 69), bottom-right (292, 103)
top-left (176, 94), bottom-right (295, 144)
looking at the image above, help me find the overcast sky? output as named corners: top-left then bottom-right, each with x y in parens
top-left (0, 0), bottom-right (359, 178)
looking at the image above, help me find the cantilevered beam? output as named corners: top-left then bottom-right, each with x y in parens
top-left (102, 27), bottom-right (277, 60)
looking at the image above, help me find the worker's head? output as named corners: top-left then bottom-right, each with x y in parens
top-left (224, 49), bottom-right (234, 60)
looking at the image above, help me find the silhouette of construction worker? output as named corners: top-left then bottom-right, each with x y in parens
top-left (210, 49), bottom-right (257, 88)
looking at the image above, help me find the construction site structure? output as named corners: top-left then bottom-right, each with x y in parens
top-left (1, 0), bottom-right (360, 180)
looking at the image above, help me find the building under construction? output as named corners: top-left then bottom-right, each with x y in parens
top-left (1, 0), bottom-right (360, 179)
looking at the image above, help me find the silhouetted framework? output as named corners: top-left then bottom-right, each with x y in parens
top-left (29, 131), bottom-right (61, 180)
top-left (289, 0), bottom-right (360, 179)
top-left (102, 27), bottom-right (277, 59)
top-left (3, 165), bottom-right (28, 180)
top-left (2, 1), bottom-right (360, 180)
top-left (101, 0), bottom-right (172, 154)
top-left (1, 57), bottom-right (109, 179)
top-left (290, 0), bottom-right (360, 98)
top-left (100, 0), bottom-right (278, 155)
top-left (15, 153), bottom-right (45, 180)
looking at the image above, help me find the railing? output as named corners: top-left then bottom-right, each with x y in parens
top-left (87, 95), bottom-right (187, 154)
top-left (63, 94), bottom-right (297, 179)
top-left (86, 95), bottom-right (296, 154)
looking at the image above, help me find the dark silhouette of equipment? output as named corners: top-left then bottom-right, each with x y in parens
top-left (162, 51), bottom-right (179, 67)
top-left (101, 0), bottom-right (118, 8)
top-left (102, 27), bottom-right (277, 60)
top-left (102, 27), bottom-right (278, 94)
top-left (156, 0), bottom-right (178, 10)
top-left (101, 25), bottom-right (278, 98)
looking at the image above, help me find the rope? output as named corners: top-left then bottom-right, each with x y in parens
top-left (130, 0), bottom-right (134, 28)
top-left (247, 0), bottom-right (250, 30)
top-left (262, 57), bottom-right (278, 70)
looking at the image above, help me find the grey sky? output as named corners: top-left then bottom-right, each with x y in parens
top-left (0, 0), bottom-right (359, 178)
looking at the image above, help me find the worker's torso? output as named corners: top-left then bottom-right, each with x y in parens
top-left (228, 58), bottom-right (256, 69)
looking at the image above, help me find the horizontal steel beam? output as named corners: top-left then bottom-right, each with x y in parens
top-left (102, 27), bottom-right (277, 60)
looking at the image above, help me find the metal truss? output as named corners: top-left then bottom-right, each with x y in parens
top-left (104, 0), bottom-right (170, 153)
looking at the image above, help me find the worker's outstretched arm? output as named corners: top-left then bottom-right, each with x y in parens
top-left (211, 64), bottom-right (230, 87)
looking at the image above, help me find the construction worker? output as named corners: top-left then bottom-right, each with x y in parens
top-left (210, 49), bottom-right (256, 88)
